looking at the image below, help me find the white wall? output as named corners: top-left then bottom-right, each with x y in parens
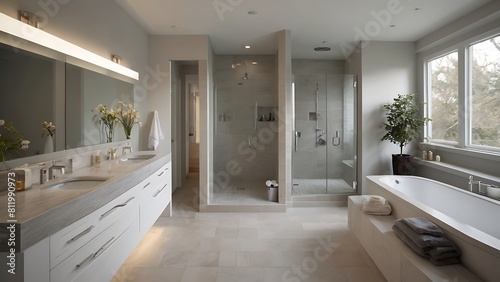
top-left (147, 35), bottom-right (213, 210)
top-left (349, 41), bottom-right (416, 193)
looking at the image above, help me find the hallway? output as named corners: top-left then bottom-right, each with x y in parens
top-left (113, 174), bottom-right (385, 282)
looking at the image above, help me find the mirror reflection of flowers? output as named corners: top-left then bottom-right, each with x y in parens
top-left (0, 119), bottom-right (30, 162)
top-left (93, 104), bottom-right (118, 143)
top-left (116, 101), bottom-right (141, 139)
top-left (41, 121), bottom-right (55, 137)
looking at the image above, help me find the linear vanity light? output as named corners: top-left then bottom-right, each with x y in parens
top-left (0, 12), bottom-right (139, 80)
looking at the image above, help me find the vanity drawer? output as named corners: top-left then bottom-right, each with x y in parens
top-left (50, 207), bottom-right (137, 282)
top-left (140, 163), bottom-right (171, 234)
top-left (50, 184), bottom-right (140, 268)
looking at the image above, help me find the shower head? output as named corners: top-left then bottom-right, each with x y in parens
top-left (242, 72), bottom-right (250, 80)
top-left (241, 60), bottom-right (251, 80)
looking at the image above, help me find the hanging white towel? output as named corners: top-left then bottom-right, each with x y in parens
top-left (148, 111), bottom-right (164, 150)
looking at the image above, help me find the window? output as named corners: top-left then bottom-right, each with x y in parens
top-left (425, 32), bottom-right (500, 152)
top-left (428, 52), bottom-right (459, 143)
top-left (470, 35), bottom-right (500, 148)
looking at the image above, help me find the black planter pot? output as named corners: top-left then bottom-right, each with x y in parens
top-left (392, 154), bottom-right (415, 175)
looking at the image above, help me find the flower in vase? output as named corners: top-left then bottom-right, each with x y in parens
top-left (93, 104), bottom-right (119, 143)
top-left (42, 121), bottom-right (56, 137)
top-left (116, 101), bottom-right (142, 139)
top-left (0, 119), bottom-right (30, 162)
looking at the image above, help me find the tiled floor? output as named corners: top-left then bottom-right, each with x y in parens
top-left (112, 174), bottom-right (386, 282)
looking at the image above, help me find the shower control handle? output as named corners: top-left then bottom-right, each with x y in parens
top-left (332, 131), bottom-right (341, 146)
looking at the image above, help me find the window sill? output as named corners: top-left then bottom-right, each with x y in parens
top-left (416, 158), bottom-right (500, 184)
top-left (420, 142), bottom-right (500, 162)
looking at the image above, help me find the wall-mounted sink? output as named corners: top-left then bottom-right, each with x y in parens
top-left (43, 176), bottom-right (109, 191)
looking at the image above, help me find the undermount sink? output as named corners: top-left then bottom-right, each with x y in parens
top-left (119, 154), bottom-right (155, 164)
top-left (43, 176), bottom-right (109, 191)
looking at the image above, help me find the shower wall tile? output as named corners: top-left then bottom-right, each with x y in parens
top-left (214, 55), bottom-right (278, 181)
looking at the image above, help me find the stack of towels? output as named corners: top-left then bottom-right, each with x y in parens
top-left (362, 195), bottom-right (392, 215)
top-left (393, 217), bottom-right (461, 266)
top-left (266, 180), bottom-right (278, 187)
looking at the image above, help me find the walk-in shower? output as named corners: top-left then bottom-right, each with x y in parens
top-left (292, 60), bottom-right (357, 196)
top-left (211, 55), bottom-right (279, 204)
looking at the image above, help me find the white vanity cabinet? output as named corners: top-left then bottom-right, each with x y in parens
top-left (139, 162), bottom-right (172, 236)
top-left (19, 159), bottom-right (172, 282)
top-left (49, 184), bottom-right (140, 268)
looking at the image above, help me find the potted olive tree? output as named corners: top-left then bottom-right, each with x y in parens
top-left (382, 93), bottom-right (430, 175)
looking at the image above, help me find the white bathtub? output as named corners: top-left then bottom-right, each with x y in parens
top-left (366, 175), bottom-right (500, 282)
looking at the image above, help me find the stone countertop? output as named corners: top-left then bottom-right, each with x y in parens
top-left (0, 151), bottom-right (171, 251)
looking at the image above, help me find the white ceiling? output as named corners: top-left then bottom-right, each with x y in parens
top-left (116, 0), bottom-right (491, 59)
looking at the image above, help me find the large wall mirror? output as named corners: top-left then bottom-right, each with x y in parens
top-left (0, 35), bottom-right (134, 162)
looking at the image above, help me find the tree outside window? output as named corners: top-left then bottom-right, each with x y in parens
top-left (429, 52), bottom-right (459, 142)
top-left (471, 35), bottom-right (500, 148)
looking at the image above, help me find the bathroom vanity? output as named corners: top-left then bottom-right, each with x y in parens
top-left (0, 152), bottom-right (171, 282)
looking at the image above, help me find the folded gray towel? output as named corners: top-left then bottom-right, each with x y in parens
top-left (429, 256), bottom-right (460, 266)
top-left (401, 217), bottom-right (444, 237)
top-left (392, 225), bottom-right (430, 258)
top-left (394, 220), bottom-right (456, 249)
top-left (429, 247), bottom-right (461, 261)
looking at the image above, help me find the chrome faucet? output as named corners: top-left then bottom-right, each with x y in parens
top-left (122, 144), bottom-right (133, 155)
top-left (49, 162), bottom-right (66, 179)
top-left (468, 175), bottom-right (481, 193)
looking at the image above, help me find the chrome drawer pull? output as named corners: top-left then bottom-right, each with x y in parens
top-left (67, 225), bottom-right (94, 243)
top-left (75, 253), bottom-right (94, 269)
top-left (153, 184), bottom-right (167, 198)
top-left (75, 236), bottom-right (115, 269)
top-left (157, 171), bottom-right (165, 177)
top-left (143, 182), bottom-right (151, 189)
top-left (100, 197), bottom-right (135, 219)
top-left (94, 236), bottom-right (115, 258)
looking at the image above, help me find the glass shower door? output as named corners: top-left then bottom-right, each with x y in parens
top-left (292, 74), bottom-right (357, 195)
top-left (292, 74), bottom-right (328, 195)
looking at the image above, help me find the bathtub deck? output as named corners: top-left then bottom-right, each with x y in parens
top-left (348, 196), bottom-right (481, 282)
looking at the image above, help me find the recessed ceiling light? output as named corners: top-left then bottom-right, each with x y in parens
top-left (248, 11), bottom-right (258, 15)
top-left (390, 25), bottom-right (396, 28)
top-left (245, 45), bottom-right (251, 49)
top-left (251, 61), bottom-right (257, 65)
top-left (314, 47), bottom-right (331, 52)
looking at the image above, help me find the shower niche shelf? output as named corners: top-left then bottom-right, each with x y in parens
top-left (257, 106), bottom-right (277, 122)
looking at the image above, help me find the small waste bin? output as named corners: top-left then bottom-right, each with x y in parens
top-left (267, 186), bottom-right (278, 202)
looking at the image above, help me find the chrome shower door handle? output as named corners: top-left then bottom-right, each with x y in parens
top-left (295, 131), bottom-right (301, 151)
top-left (332, 131), bottom-right (341, 146)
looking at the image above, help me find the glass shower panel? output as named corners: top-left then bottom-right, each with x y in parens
top-left (292, 74), bottom-right (357, 195)
top-left (292, 74), bottom-right (328, 195)
top-left (326, 74), bottom-right (357, 193)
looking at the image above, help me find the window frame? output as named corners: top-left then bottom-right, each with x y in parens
top-left (423, 27), bottom-right (500, 154)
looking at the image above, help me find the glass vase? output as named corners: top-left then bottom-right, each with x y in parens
top-left (105, 124), bottom-right (114, 143)
top-left (124, 127), bottom-right (132, 140)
